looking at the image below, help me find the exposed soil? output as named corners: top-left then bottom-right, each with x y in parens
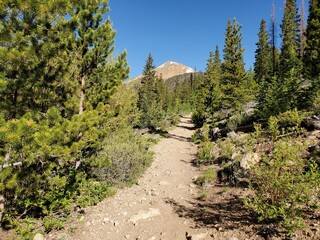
top-left (3, 116), bottom-right (318, 240)
top-left (42, 116), bottom-right (260, 240)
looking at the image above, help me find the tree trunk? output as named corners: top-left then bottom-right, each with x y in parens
top-left (79, 76), bottom-right (85, 115)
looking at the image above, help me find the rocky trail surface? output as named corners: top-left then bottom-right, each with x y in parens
top-left (46, 116), bottom-right (258, 240)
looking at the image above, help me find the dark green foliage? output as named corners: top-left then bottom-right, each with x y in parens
top-left (254, 19), bottom-right (271, 86)
top-left (0, 1), bottom-right (138, 234)
top-left (0, 0), bottom-right (71, 118)
top-left (192, 47), bottom-right (222, 127)
top-left (221, 19), bottom-right (249, 112)
top-left (304, 0), bottom-right (320, 94)
top-left (138, 54), bottom-right (165, 129)
top-left (277, 0), bottom-right (303, 112)
top-left (255, 0), bottom-right (306, 118)
top-left (0, 107), bottom-right (110, 220)
top-left (68, 0), bottom-right (128, 115)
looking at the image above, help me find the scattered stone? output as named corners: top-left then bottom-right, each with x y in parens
top-left (191, 233), bottom-right (208, 240)
top-left (151, 134), bottom-right (161, 140)
top-left (210, 127), bottom-right (220, 140)
top-left (240, 152), bottom-right (260, 170)
top-left (124, 234), bottom-right (130, 239)
top-left (227, 131), bottom-right (239, 139)
top-left (232, 150), bottom-right (242, 160)
top-left (210, 145), bottom-right (221, 160)
top-left (79, 215), bottom-right (85, 221)
top-left (114, 221), bottom-right (120, 227)
top-left (136, 128), bottom-right (149, 135)
top-left (33, 233), bottom-right (46, 240)
top-left (159, 181), bottom-right (169, 186)
top-left (151, 190), bottom-right (158, 196)
top-left (129, 208), bottom-right (161, 224)
top-left (229, 237), bottom-right (239, 240)
top-left (86, 221), bottom-right (91, 226)
top-left (147, 236), bottom-right (156, 240)
top-left (53, 233), bottom-right (71, 240)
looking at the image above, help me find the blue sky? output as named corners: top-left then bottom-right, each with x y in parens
top-left (108, 0), bottom-right (307, 78)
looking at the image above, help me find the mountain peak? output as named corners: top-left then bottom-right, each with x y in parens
top-left (155, 61), bottom-right (195, 80)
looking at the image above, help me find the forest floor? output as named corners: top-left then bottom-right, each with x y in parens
top-left (44, 116), bottom-right (267, 240)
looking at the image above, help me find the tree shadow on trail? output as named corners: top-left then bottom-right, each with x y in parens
top-left (177, 124), bottom-right (196, 131)
top-left (164, 193), bottom-right (283, 239)
top-left (164, 133), bottom-right (192, 142)
top-left (165, 194), bottom-right (282, 239)
top-left (165, 196), bottom-right (257, 229)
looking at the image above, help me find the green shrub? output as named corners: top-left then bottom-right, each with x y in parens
top-left (195, 167), bottom-right (217, 187)
top-left (0, 106), bottom-right (114, 226)
top-left (93, 128), bottom-right (153, 186)
top-left (268, 109), bottom-right (305, 140)
top-left (245, 139), bottom-right (320, 234)
top-left (218, 138), bottom-right (235, 160)
top-left (192, 110), bottom-right (205, 128)
top-left (76, 180), bottom-right (115, 208)
top-left (198, 141), bottom-right (214, 162)
top-left (312, 90), bottom-right (320, 116)
top-left (43, 216), bottom-right (64, 232)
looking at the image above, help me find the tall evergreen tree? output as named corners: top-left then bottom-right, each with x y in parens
top-left (254, 19), bottom-right (271, 85)
top-left (138, 53), bottom-right (164, 129)
top-left (0, 0), bottom-right (70, 118)
top-left (206, 46), bottom-right (222, 121)
top-left (271, 1), bottom-right (279, 76)
top-left (221, 18), bottom-right (248, 112)
top-left (254, 19), bottom-right (274, 117)
top-left (278, 0), bottom-right (302, 111)
top-left (68, 0), bottom-right (128, 115)
top-left (304, 0), bottom-right (320, 92)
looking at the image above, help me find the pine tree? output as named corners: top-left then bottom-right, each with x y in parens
top-left (138, 53), bottom-right (164, 129)
top-left (221, 18), bottom-right (248, 112)
top-left (277, 0), bottom-right (302, 111)
top-left (254, 19), bottom-right (274, 117)
top-left (304, 0), bottom-right (320, 92)
top-left (68, 0), bottom-right (128, 115)
top-left (254, 19), bottom-right (271, 85)
top-left (0, 1), bottom-right (70, 118)
top-left (205, 46), bottom-right (222, 121)
top-left (271, 1), bottom-right (279, 76)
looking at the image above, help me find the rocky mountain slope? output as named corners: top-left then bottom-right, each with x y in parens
top-left (131, 61), bottom-right (195, 83)
top-left (155, 61), bottom-right (195, 80)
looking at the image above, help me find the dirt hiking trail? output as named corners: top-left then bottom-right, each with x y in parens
top-left (48, 116), bottom-right (253, 240)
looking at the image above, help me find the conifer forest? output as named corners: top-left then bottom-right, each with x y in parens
top-left (0, 0), bottom-right (320, 239)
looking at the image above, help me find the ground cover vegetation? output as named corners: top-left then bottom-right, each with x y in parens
top-left (1, 0), bottom-right (320, 239)
top-left (192, 0), bottom-right (320, 237)
top-left (0, 1), bottom-right (190, 238)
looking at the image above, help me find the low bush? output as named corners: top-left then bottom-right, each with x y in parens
top-left (198, 141), bottom-right (214, 164)
top-left (268, 109), bottom-right (306, 140)
top-left (245, 139), bottom-right (320, 234)
top-left (93, 128), bottom-right (153, 187)
top-left (195, 167), bottom-right (217, 188)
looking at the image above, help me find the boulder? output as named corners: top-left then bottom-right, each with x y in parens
top-left (33, 233), bottom-right (46, 240)
top-left (240, 152), bottom-right (260, 170)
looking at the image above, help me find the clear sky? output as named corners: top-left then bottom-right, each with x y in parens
top-left (108, 0), bottom-right (307, 78)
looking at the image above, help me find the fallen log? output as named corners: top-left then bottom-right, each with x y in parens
top-left (0, 161), bottom-right (22, 172)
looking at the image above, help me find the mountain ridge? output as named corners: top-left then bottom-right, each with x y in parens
top-left (131, 61), bottom-right (195, 82)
